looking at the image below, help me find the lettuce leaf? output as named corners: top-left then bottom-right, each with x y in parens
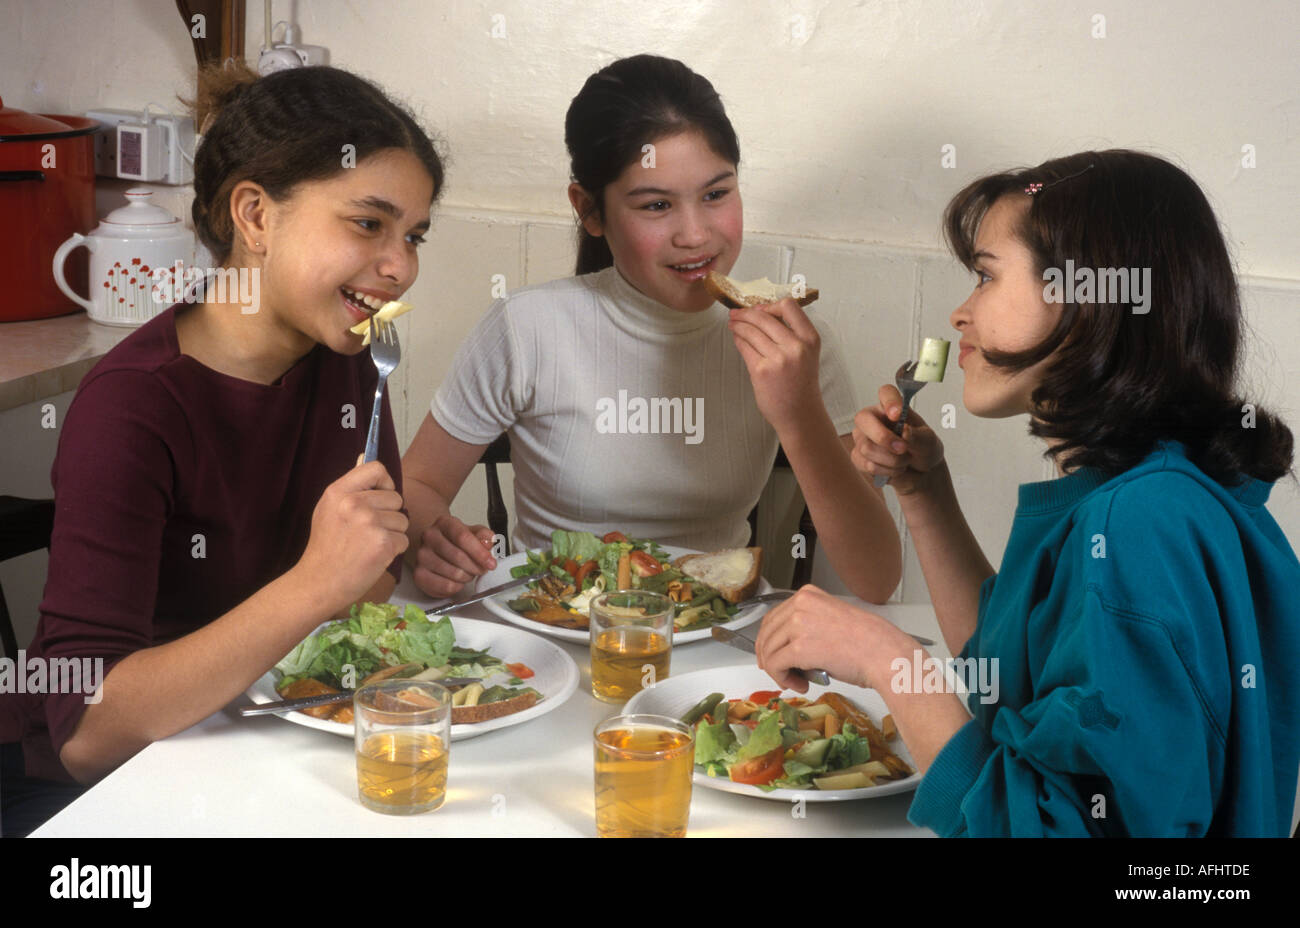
top-left (354, 601), bottom-right (396, 639)
top-left (392, 615), bottom-right (455, 668)
top-left (825, 724), bottom-right (874, 769)
top-left (274, 624), bottom-right (385, 687)
top-left (693, 717), bottom-right (737, 765)
top-left (598, 542), bottom-right (632, 591)
top-left (550, 530), bottom-right (603, 564)
top-left (736, 711), bottom-right (784, 762)
top-left (274, 605), bottom-right (454, 689)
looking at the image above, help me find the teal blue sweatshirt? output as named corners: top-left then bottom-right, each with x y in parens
top-left (907, 441), bottom-right (1300, 836)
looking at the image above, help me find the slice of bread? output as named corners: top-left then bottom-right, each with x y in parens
top-left (704, 271), bottom-right (819, 309)
top-left (672, 547), bottom-right (763, 603)
top-left (452, 690), bottom-right (539, 725)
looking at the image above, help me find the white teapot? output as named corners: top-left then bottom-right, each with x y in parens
top-left (52, 187), bottom-right (195, 327)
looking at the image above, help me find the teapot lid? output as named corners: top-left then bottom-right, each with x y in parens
top-left (102, 188), bottom-right (181, 227)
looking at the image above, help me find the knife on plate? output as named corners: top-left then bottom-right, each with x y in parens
top-left (711, 626), bottom-right (832, 686)
top-left (423, 570), bottom-right (551, 613)
top-left (239, 677), bottom-right (486, 716)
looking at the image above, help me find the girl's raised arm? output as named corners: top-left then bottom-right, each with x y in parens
top-left (728, 298), bottom-right (903, 602)
top-left (852, 385), bottom-right (994, 655)
top-left (58, 461), bottom-right (408, 783)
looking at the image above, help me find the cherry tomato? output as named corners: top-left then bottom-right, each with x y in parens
top-left (563, 558), bottom-right (580, 580)
top-left (505, 662), bottom-right (534, 679)
top-left (749, 690), bottom-right (782, 706)
top-left (573, 560), bottom-right (598, 590)
top-left (629, 550), bottom-right (663, 577)
top-left (729, 746), bottom-right (786, 785)
top-left (602, 531), bottom-right (629, 543)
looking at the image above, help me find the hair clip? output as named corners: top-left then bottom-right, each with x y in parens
top-left (1025, 163), bottom-right (1095, 196)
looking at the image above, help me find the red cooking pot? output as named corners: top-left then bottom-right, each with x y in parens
top-left (0, 94), bottom-right (98, 322)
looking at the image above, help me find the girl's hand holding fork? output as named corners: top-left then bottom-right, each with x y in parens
top-left (851, 384), bottom-right (947, 496)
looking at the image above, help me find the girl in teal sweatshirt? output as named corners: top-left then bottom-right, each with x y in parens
top-left (754, 150), bottom-right (1299, 837)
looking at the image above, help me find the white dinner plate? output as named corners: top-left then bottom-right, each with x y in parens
top-left (245, 615), bottom-right (579, 742)
top-left (467, 546), bottom-right (772, 644)
top-left (624, 665), bottom-right (920, 801)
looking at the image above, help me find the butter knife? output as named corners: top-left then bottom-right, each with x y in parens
top-left (711, 626), bottom-right (832, 686)
top-left (240, 676), bottom-right (484, 717)
top-left (423, 570), bottom-right (551, 613)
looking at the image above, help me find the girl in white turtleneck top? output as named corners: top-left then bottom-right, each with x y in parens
top-left (402, 55), bottom-right (901, 604)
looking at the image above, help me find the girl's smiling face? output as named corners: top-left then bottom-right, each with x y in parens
top-left (259, 148), bottom-right (434, 355)
top-left (572, 130), bottom-right (742, 313)
top-left (950, 195), bottom-right (1058, 418)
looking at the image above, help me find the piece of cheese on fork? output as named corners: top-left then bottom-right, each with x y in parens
top-left (350, 300), bottom-right (414, 345)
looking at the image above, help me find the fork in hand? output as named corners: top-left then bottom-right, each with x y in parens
top-left (363, 317), bottom-right (401, 464)
top-left (873, 359), bottom-right (926, 488)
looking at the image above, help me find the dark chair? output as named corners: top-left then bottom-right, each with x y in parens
top-left (479, 434), bottom-right (512, 549)
top-left (0, 497), bottom-right (56, 658)
top-left (477, 436), bottom-right (817, 587)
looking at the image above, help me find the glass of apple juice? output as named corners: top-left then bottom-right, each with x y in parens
top-left (354, 679), bottom-right (451, 815)
top-left (589, 590), bottom-right (673, 703)
top-left (593, 714), bottom-right (694, 838)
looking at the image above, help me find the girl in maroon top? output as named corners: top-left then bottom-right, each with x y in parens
top-left (1, 63), bottom-right (444, 830)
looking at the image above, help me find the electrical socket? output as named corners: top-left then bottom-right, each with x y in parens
top-left (84, 108), bottom-right (194, 185)
top-left (86, 108), bottom-right (142, 178)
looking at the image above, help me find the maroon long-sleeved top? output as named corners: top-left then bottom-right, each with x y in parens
top-left (3, 305), bottom-right (402, 781)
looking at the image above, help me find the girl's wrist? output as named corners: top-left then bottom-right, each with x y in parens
top-left (772, 399), bottom-right (834, 447)
top-left (896, 459), bottom-right (952, 504)
top-left (860, 615), bottom-right (926, 693)
top-left (279, 562), bottom-right (346, 629)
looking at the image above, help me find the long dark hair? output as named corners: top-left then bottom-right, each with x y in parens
top-left (187, 62), bottom-right (445, 264)
top-left (564, 55), bottom-right (740, 275)
top-left (944, 149), bottom-right (1293, 483)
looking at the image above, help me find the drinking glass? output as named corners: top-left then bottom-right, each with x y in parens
top-left (589, 590), bottom-right (673, 702)
top-left (593, 714), bottom-right (694, 837)
top-left (354, 679), bottom-right (450, 814)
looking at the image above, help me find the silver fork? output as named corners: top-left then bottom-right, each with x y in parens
top-left (363, 318), bottom-right (401, 463)
top-left (873, 360), bottom-right (926, 488)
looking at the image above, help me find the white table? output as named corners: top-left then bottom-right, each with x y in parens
top-left (32, 586), bottom-right (946, 838)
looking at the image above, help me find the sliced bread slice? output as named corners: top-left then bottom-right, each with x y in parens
top-left (704, 271), bottom-right (819, 309)
top-left (452, 690), bottom-right (539, 725)
top-left (672, 547), bottom-right (763, 603)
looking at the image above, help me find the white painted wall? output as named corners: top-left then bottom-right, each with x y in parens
top-left (4, 1), bottom-right (1296, 275)
top-left (2, 0), bottom-right (1297, 650)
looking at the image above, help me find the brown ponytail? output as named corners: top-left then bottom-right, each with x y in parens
top-left (184, 59), bottom-right (260, 138)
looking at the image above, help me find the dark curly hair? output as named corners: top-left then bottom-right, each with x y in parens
top-left (185, 62), bottom-right (445, 264)
top-left (944, 149), bottom-right (1293, 484)
top-left (564, 54), bottom-right (740, 275)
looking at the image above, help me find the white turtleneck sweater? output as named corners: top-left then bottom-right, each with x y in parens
top-left (432, 266), bottom-right (858, 552)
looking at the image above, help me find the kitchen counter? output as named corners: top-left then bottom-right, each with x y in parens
top-left (0, 311), bottom-right (134, 411)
